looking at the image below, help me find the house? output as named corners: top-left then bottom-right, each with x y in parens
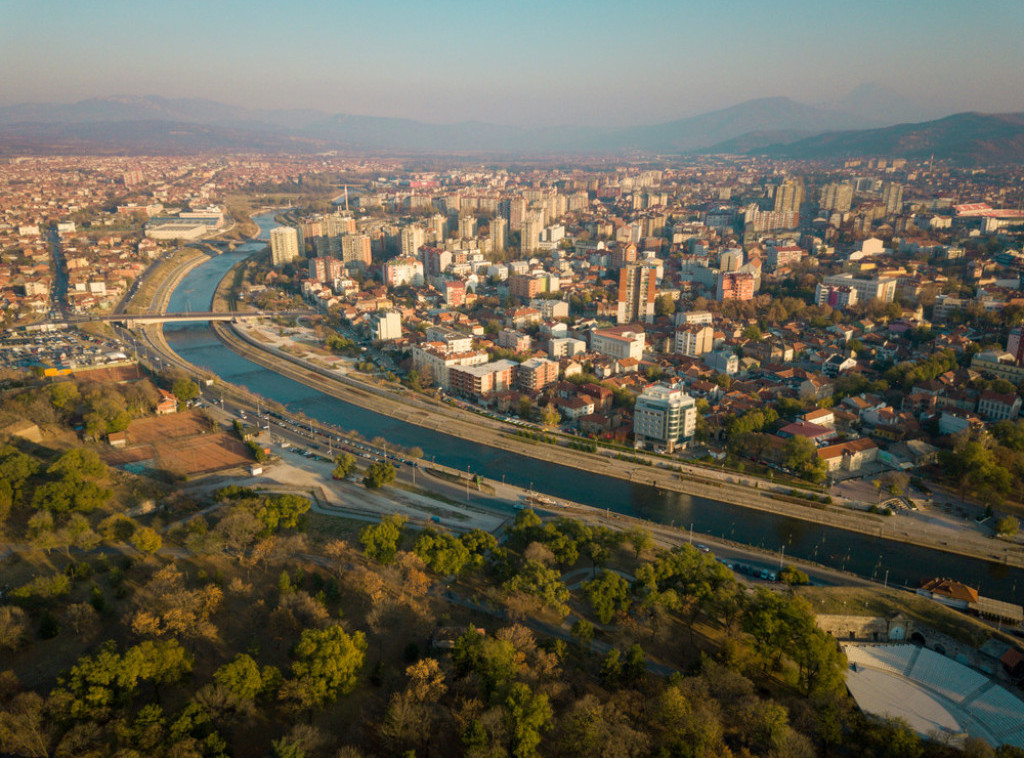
top-left (801, 408), bottom-right (835, 429)
top-left (800, 375), bottom-right (834, 401)
top-left (778, 421), bottom-right (837, 446)
top-left (156, 389), bottom-right (178, 415)
top-left (816, 438), bottom-right (879, 472)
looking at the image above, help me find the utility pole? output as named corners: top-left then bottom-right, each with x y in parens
top-left (779, 544), bottom-right (785, 571)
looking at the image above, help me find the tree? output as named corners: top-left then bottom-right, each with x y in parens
top-left (332, 452), bottom-right (356, 480)
top-left (504, 682), bottom-right (552, 758)
top-left (654, 294), bottom-right (676, 318)
top-left (131, 526), bottom-right (163, 554)
top-left (0, 606), bottom-right (29, 650)
top-left (996, 515), bottom-right (1020, 537)
top-left (359, 514), bottom-right (406, 565)
top-left (414, 529), bottom-right (471, 576)
top-left (583, 570), bottom-right (631, 624)
top-left (570, 619), bottom-right (594, 649)
top-left (214, 653), bottom-right (280, 702)
top-left (624, 526), bottom-right (653, 559)
top-left (289, 625), bottom-right (367, 710)
top-left (363, 460), bottom-right (396, 489)
top-left (781, 435), bottom-right (827, 482)
top-left (48, 448), bottom-right (107, 480)
top-left (539, 405), bottom-right (560, 427)
top-left (171, 378), bottom-right (200, 404)
top-left (503, 560), bottom-right (570, 617)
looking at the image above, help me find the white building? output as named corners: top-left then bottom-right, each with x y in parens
top-left (590, 327), bottom-right (645, 361)
top-left (822, 273), bottom-right (897, 303)
top-left (371, 310), bottom-right (403, 342)
top-left (674, 325), bottom-right (714, 357)
top-left (270, 226), bottom-right (301, 266)
top-left (384, 256), bottom-right (424, 287)
top-left (400, 225), bottom-right (426, 256)
top-left (633, 383), bottom-right (697, 452)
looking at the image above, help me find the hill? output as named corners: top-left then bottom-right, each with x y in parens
top-left (742, 111), bottom-right (1024, 164)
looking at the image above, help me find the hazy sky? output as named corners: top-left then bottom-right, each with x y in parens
top-left (3, 0), bottom-right (1023, 126)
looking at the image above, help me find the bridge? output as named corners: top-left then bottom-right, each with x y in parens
top-left (63, 310), bottom-right (312, 328)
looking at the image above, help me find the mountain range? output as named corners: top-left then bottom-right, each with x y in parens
top-left (1, 92), bottom-right (1022, 163)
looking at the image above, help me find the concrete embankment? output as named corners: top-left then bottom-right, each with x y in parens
top-left (212, 320), bottom-right (1024, 570)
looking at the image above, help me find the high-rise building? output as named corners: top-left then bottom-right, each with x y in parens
top-left (400, 225), bottom-right (426, 256)
top-left (774, 179), bottom-right (804, 214)
top-left (521, 214), bottom-right (542, 253)
top-left (270, 226), bottom-right (300, 266)
top-left (820, 182), bottom-right (854, 212)
top-left (490, 216), bottom-right (507, 253)
top-left (371, 310), bottom-right (403, 342)
top-left (309, 256), bottom-right (344, 282)
top-left (509, 196), bottom-right (527, 231)
top-left (716, 272), bottom-right (755, 301)
top-left (616, 264), bottom-right (657, 324)
top-left (1007, 327), bottom-right (1024, 366)
top-left (633, 382), bottom-right (697, 452)
top-left (459, 215), bottom-right (477, 240)
top-left (430, 214), bottom-right (447, 243)
top-left (341, 234), bottom-right (372, 268)
top-left (883, 182), bottom-right (904, 215)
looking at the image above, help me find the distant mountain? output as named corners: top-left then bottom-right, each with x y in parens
top-left (823, 83), bottom-right (948, 127)
top-left (0, 94), bottom-right (1017, 162)
top-left (743, 112), bottom-right (1024, 164)
top-left (611, 97), bottom-right (877, 153)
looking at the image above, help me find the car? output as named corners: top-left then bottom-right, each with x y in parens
top-left (696, 544), bottom-right (710, 553)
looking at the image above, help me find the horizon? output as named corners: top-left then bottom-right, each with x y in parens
top-left (3, 0), bottom-right (1023, 128)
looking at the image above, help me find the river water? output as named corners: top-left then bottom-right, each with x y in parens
top-left (161, 212), bottom-right (1024, 604)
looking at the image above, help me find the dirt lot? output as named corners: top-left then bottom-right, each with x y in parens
top-left (123, 410), bottom-right (210, 446)
top-left (101, 410), bottom-right (252, 477)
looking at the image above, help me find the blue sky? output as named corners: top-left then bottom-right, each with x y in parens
top-left (2, 0), bottom-right (1022, 125)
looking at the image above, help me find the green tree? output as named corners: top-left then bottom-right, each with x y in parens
top-left (583, 570), bottom-right (631, 624)
top-left (131, 526), bottom-right (163, 554)
top-left (171, 378), bottom-right (200, 404)
top-left (623, 526), bottom-right (653, 559)
top-left (996, 515), bottom-right (1020, 537)
top-left (570, 619), bottom-right (594, 650)
top-left (363, 460), bottom-right (396, 489)
top-left (214, 653), bottom-right (281, 702)
top-left (451, 627), bottom-right (518, 696)
top-left (359, 514), bottom-right (407, 565)
top-left (289, 625), bottom-right (367, 709)
top-left (503, 560), bottom-right (570, 617)
top-left (414, 529), bottom-right (471, 576)
top-left (503, 682), bottom-right (552, 758)
top-left (48, 448), bottom-right (107, 480)
top-left (332, 452), bottom-right (356, 480)
top-left (781, 435), bottom-right (827, 482)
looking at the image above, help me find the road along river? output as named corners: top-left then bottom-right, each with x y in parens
top-left (160, 212), bottom-right (1024, 605)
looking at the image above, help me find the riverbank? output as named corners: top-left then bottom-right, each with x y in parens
top-left (213, 318), bottom-right (1024, 570)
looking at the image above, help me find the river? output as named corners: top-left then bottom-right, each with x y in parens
top-left (161, 212), bottom-right (1024, 605)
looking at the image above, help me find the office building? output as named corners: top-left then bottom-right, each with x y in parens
top-left (270, 226), bottom-right (301, 266)
top-left (633, 382), bottom-right (697, 452)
